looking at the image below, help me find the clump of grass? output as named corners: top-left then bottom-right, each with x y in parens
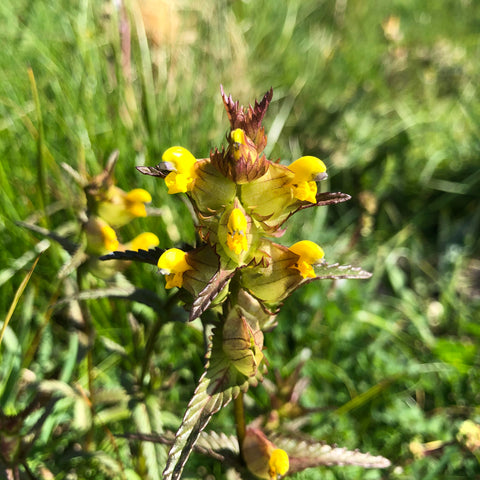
top-left (1, 1), bottom-right (479, 479)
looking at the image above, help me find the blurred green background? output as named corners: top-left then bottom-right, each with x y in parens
top-left (1, 0), bottom-right (480, 478)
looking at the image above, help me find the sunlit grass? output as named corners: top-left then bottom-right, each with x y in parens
top-left (1, 0), bottom-right (479, 478)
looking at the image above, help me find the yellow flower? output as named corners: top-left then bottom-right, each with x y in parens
top-left (162, 146), bottom-right (198, 194)
top-left (128, 232), bottom-right (160, 252)
top-left (124, 188), bottom-right (152, 217)
top-left (268, 449), bottom-right (289, 479)
top-left (289, 240), bottom-right (325, 278)
top-left (97, 186), bottom-right (152, 227)
top-left (101, 224), bottom-right (120, 252)
top-left (288, 156), bottom-right (327, 203)
top-left (458, 420), bottom-right (480, 452)
top-left (230, 128), bottom-right (247, 161)
top-left (84, 216), bottom-right (119, 254)
top-left (242, 428), bottom-right (290, 479)
top-left (227, 208), bottom-right (249, 255)
top-left (158, 248), bottom-right (192, 289)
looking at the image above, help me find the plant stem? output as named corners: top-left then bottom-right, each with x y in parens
top-left (77, 268), bottom-right (96, 450)
top-left (234, 391), bottom-right (246, 460)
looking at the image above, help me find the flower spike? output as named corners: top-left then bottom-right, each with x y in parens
top-left (117, 87), bottom-right (376, 480)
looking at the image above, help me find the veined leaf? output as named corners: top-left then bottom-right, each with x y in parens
top-left (17, 220), bottom-right (79, 255)
top-left (188, 267), bottom-right (236, 321)
top-left (55, 285), bottom-right (164, 313)
top-left (162, 327), bottom-right (262, 480)
top-left (310, 262), bottom-right (372, 281)
top-left (136, 164), bottom-right (168, 178)
top-left (100, 247), bottom-right (164, 266)
top-left (273, 435), bottom-right (391, 471)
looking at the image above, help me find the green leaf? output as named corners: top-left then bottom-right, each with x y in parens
top-left (132, 401), bottom-right (165, 480)
top-left (162, 327), bottom-right (262, 480)
top-left (55, 285), bottom-right (164, 313)
top-left (1, 252), bottom-right (41, 348)
top-left (188, 267), bottom-right (236, 321)
top-left (310, 262), bottom-right (372, 280)
top-left (17, 220), bottom-right (79, 255)
top-left (100, 247), bottom-right (164, 266)
top-left (306, 191), bottom-right (351, 208)
top-left (273, 435), bottom-right (391, 472)
top-left (433, 338), bottom-right (477, 373)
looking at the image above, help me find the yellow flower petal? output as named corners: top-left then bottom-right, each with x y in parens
top-left (158, 248), bottom-right (192, 289)
top-left (100, 224), bottom-right (119, 252)
top-left (291, 180), bottom-right (317, 203)
top-left (268, 449), bottom-right (289, 479)
top-left (162, 146), bottom-right (198, 193)
top-left (124, 189), bottom-right (151, 217)
top-left (125, 188), bottom-right (152, 203)
top-left (289, 156), bottom-right (326, 203)
top-left (288, 156), bottom-right (326, 182)
top-left (231, 128), bottom-right (247, 144)
top-left (129, 232), bottom-right (160, 252)
top-left (227, 208), bottom-right (248, 254)
top-left (162, 146), bottom-right (197, 175)
top-left (289, 240), bottom-right (325, 279)
top-left (165, 171), bottom-right (194, 194)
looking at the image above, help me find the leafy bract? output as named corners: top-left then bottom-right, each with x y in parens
top-left (162, 326), bottom-right (263, 480)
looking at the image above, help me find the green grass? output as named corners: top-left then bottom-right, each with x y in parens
top-left (1, 0), bottom-right (480, 478)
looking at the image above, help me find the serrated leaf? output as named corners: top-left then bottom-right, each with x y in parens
top-left (55, 285), bottom-right (165, 313)
top-left (194, 431), bottom-right (240, 461)
top-left (132, 402), bottom-right (164, 480)
top-left (58, 245), bottom-right (88, 278)
top-left (100, 247), bottom-right (164, 266)
top-left (162, 327), bottom-right (262, 480)
top-left (188, 268), bottom-right (236, 321)
top-left (272, 435), bottom-right (391, 471)
top-left (310, 262), bottom-right (372, 281)
top-left (115, 430), bottom-right (240, 465)
top-left (310, 191), bottom-right (351, 207)
top-left (136, 164), bottom-right (168, 177)
top-left (17, 220), bottom-right (79, 255)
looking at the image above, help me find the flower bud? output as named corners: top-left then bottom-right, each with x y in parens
top-left (222, 311), bottom-right (264, 377)
top-left (217, 205), bottom-right (255, 265)
top-left (210, 129), bottom-right (269, 184)
top-left (241, 241), bottom-right (304, 308)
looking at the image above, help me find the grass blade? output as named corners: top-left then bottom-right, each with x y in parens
top-left (0, 254), bottom-right (42, 347)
